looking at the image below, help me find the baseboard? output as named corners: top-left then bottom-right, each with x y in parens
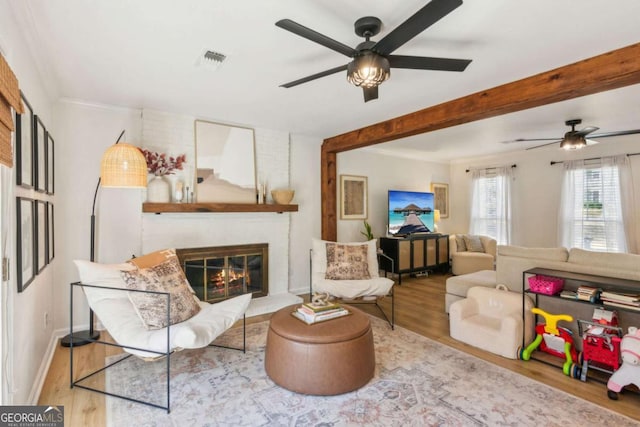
top-left (27, 334), bottom-right (59, 405)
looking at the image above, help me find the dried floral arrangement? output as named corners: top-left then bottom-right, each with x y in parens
top-left (139, 148), bottom-right (186, 176)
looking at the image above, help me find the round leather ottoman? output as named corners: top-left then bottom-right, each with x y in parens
top-left (264, 304), bottom-right (375, 395)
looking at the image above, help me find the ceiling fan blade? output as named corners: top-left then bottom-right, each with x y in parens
top-left (280, 64), bottom-right (348, 88)
top-left (373, 0), bottom-right (463, 55)
top-left (276, 19), bottom-right (356, 57)
top-left (501, 137), bottom-right (563, 144)
top-left (388, 55), bottom-right (471, 71)
top-left (525, 140), bottom-right (562, 150)
top-left (363, 86), bottom-right (379, 102)
top-left (587, 128), bottom-right (640, 138)
top-left (574, 126), bottom-right (599, 137)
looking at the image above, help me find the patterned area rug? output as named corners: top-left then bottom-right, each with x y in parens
top-left (105, 317), bottom-right (636, 426)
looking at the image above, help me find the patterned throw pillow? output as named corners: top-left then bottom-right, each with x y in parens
top-left (324, 243), bottom-right (371, 280)
top-left (121, 257), bottom-right (201, 330)
top-left (455, 235), bottom-right (467, 252)
top-left (463, 235), bottom-right (485, 253)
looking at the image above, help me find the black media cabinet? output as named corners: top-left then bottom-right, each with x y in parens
top-left (379, 234), bottom-right (449, 284)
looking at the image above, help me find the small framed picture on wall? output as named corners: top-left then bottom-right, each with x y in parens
top-left (340, 175), bottom-right (368, 220)
top-left (34, 115), bottom-right (47, 193)
top-left (16, 197), bottom-right (35, 292)
top-left (431, 182), bottom-right (449, 218)
top-left (16, 92), bottom-right (34, 189)
top-left (46, 133), bottom-right (55, 194)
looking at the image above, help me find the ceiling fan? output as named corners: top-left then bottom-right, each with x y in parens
top-left (275, 0), bottom-right (472, 102)
top-left (503, 119), bottom-right (640, 150)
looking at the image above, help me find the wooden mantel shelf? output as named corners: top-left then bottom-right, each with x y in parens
top-left (142, 202), bottom-right (298, 214)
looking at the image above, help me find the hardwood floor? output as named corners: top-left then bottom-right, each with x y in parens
top-left (39, 273), bottom-right (640, 426)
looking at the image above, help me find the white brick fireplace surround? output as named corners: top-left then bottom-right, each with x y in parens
top-left (140, 109), bottom-right (302, 316)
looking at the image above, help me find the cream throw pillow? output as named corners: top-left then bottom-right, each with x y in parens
top-left (455, 235), bottom-right (467, 252)
top-left (464, 235), bottom-right (485, 252)
top-left (325, 243), bottom-right (371, 280)
top-left (121, 257), bottom-right (201, 330)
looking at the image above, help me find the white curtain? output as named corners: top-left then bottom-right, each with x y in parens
top-left (469, 166), bottom-right (513, 245)
top-left (558, 155), bottom-right (635, 253)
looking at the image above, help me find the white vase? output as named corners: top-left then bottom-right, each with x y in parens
top-left (147, 175), bottom-right (171, 203)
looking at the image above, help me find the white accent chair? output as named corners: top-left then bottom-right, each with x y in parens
top-left (449, 285), bottom-right (534, 359)
top-left (310, 239), bottom-right (395, 328)
top-left (449, 234), bottom-right (497, 275)
top-left (70, 260), bottom-right (251, 412)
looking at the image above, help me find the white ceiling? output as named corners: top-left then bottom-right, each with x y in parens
top-left (8, 0), bottom-right (640, 161)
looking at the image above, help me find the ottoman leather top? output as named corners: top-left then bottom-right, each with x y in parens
top-left (270, 304), bottom-right (370, 344)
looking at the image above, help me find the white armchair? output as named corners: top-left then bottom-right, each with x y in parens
top-left (449, 285), bottom-right (534, 359)
top-left (310, 238), bottom-right (395, 328)
top-left (449, 234), bottom-right (497, 275)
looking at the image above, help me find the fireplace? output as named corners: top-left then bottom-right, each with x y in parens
top-left (176, 244), bottom-right (268, 302)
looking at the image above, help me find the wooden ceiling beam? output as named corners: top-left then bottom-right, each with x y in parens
top-left (321, 42), bottom-right (640, 240)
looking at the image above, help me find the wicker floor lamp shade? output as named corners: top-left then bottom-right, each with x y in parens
top-left (100, 142), bottom-right (148, 188)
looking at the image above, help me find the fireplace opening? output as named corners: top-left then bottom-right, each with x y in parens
top-left (176, 244), bottom-right (268, 302)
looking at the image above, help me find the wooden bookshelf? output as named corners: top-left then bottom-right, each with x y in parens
top-left (142, 202), bottom-right (298, 214)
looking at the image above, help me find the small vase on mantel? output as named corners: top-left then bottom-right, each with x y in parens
top-left (147, 175), bottom-right (171, 203)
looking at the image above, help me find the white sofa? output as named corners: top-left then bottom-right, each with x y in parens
top-left (449, 285), bottom-right (535, 359)
top-left (449, 234), bottom-right (496, 276)
top-left (445, 245), bottom-right (640, 312)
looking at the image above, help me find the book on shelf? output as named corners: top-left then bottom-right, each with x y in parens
top-left (600, 297), bottom-right (640, 307)
top-left (292, 306), bottom-right (350, 324)
top-left (601, 300), bottom-right (640, 312)
top-left (560, 290), bottom-right (578, 300)
top-left (600, 291), bottom-right (640, 303)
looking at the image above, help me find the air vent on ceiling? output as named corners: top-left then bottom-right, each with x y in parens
top-left (196, 49), bottom-right (227, 71)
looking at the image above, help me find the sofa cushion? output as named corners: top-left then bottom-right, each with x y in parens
top-left (446, 270), bottom-right (497, 296)
top-left (568, 248), bottom-right (640, 273)
top-left (497, 245), bottom-right (569, 262)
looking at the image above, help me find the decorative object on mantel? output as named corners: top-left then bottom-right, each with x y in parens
top-left (139, 148), bottom-right (186, 203)
top-left (61, 130), bottom-right (147, 348)
top-left (271, 189), bottom-right (294, 205)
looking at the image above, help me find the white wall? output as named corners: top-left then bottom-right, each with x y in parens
top-left (289, 134), bottom-right (322, 295)
top-left (1, 0), bottom-right (56, 404)
top-left (336, 149), bottom-right (450, 241)
top-left (449, 136), bottom-right (640, 249)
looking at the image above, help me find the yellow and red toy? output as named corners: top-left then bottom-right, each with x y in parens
top-left (519, 308), bottom-right (580, 377)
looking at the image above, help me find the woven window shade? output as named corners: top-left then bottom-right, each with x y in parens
top-left (0, 53), bottom-right (23, 168)
top-left (100, 142), bottom-right (148, 188)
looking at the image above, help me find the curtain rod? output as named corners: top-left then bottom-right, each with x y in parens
top-left (466, 164), bottom-right (516, 173)
top-left (550, 152), bottom-right (640, 165)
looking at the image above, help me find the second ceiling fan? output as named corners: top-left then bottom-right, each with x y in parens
top-left (503, 119), bottom-right (640, 150)
top-left (275, 0), bottom-right (472, 102)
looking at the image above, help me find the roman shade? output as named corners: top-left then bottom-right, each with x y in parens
top-left (0, 53), bottom-right (23, 167)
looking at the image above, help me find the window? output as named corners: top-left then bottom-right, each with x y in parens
top-left (469, 166), bottom-right (513, 245)
top-left (558, 155), bottom-right (634, 253)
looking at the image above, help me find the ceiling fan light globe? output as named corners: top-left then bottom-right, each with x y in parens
top-left (560, 134), bottom-right (586, 150)
top-left (347, 53), bottom-right (390, 88)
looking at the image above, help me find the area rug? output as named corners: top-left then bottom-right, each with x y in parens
top-left (105, 317), bottom-right (637, 426)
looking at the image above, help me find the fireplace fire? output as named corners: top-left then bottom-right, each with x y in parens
top-left (176, 244), bottom-right (268, 302)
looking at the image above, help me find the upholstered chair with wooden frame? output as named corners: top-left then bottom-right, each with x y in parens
top-left (70, 254), bottom-right (251, 413)
top-left (310, 239), bottom-right (395, 329)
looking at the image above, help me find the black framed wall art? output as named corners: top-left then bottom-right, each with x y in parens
top-left (46, 133), bottom-right (54, 194)
top-left (36, 200), bottom-right (47, 273)
top-left (47, 202), bottom-right (54, 262)
top-left (34, 115), bottom-right (46, 193)
top-left (16, 197), bottom-right (35, 292)
top-left (16, 92), bottom-right (33, 188)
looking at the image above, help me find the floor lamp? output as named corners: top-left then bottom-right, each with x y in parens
top-left (60, 130), bottom-right (147, 347)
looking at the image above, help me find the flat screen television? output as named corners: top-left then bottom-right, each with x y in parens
top-left (387, 190), bottom-right (435, 236)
